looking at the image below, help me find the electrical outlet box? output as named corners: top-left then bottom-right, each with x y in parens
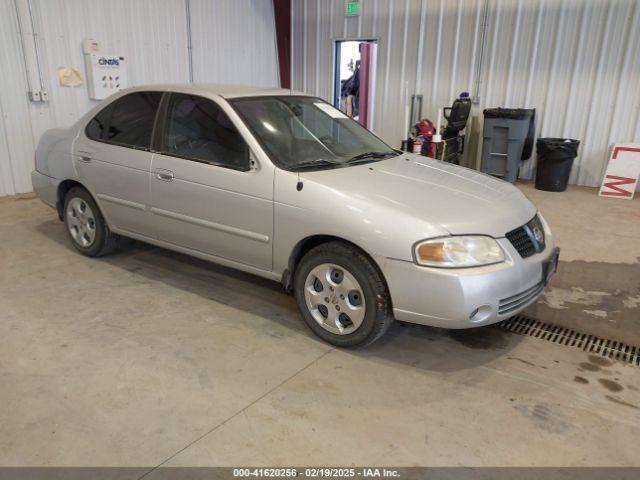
top-left (40, 90), bottom-right (49, 101)
top-left (29, 91), bottom-right (41, 102)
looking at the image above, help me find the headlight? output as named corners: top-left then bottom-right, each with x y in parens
top-left (414, 236), bottom-right (505, 268)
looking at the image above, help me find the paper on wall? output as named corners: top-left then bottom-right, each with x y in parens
top-left (58, 67), bottom-right (83, 87)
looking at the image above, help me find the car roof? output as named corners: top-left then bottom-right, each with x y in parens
top-left (119, 83), bottom-right (310, 99)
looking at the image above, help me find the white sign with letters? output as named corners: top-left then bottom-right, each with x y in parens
top-left (84, 53), bottom-right (127, 100)
top-left (598, 143), bottom-right (640, 200)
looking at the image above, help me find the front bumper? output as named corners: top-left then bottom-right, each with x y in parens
top-left (381, 236), bottom-right (558, 329)
top-left (31, 170), bottom-right (58, 209)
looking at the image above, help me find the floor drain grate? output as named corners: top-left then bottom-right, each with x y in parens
top-left (498, 315), bottom-right (640, 366)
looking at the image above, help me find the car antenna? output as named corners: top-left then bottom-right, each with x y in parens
top-left (288, 90), bottom-right (302, 191)
top-left (289, 68), bottom-right (301, 190)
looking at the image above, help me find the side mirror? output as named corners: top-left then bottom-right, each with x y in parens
top-left (248, 150), bottom-right (259, 172)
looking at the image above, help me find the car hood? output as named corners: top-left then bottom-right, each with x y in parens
top-left (301, 153), bottom-right (536, 237)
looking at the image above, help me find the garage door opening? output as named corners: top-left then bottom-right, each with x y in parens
top-left (333, 40), bottom-right (378, 130)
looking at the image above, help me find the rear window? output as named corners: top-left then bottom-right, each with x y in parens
top-left (85, 91), bottom-right (162, 150)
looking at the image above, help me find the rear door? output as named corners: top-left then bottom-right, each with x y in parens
top-left (74, 91), bottom-right (162, 237)
top-left (149, 93), bottom-right (274, 271)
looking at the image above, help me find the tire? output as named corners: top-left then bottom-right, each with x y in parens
top-left (293, 241), bottom-right (393, 347)
top-left (63, 186), bottom-right (120, 257)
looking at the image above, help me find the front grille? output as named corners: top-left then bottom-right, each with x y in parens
top-left (505, 215), bottom-right (545, 258)
top-left (498, 281), bottom-right (544, 315)
top-left (505, 225), bottom-right (536, 257)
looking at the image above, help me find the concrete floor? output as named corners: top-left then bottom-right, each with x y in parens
top-left (1, 188), bottom-right (639, 468)
top-left (520, 182), bottom-right (640, 343)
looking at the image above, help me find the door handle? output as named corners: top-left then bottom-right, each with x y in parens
top-left (154, 169), bottom-right (174, 182)
top-left (77, 153), bottom-right (92, 162)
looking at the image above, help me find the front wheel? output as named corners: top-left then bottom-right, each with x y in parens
top-left (293, 241), bottom-right (393, 347)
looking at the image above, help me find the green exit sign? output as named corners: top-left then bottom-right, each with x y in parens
top-left (345, 1), bottom-right (360, 16)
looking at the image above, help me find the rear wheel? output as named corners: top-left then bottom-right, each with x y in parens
top-left (63, 187), bottom-right (119, 257)
top-left (294, 241), bottom-right (393, 347)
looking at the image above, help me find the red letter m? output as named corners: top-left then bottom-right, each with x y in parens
top-left (601, 175), bottom-right (635, 197)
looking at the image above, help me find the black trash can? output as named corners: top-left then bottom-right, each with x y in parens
top-left (535, 138), bottom-right (580, 192)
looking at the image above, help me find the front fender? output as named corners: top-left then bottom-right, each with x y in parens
top-left (273, 169), bottom-right (447, 276)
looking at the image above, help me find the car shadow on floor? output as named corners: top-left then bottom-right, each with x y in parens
top-left (34, 218), bottom-right (524, 373)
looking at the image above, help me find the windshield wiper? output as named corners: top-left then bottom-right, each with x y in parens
top-left (289, 158), bottom-right (343, 171)
top-left (289, 151), bottom-right (395, 171)
top-left (346, 151), bottom-right (396, 163)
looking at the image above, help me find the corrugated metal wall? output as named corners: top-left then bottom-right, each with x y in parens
top-left (189, 0), bottom-right (278, 85)
top-left (292, 0), bottom-right (640, 187)
top-left (0, 0), bottom-right (278, 196)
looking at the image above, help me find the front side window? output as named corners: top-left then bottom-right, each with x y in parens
top-left (231, 96), bottom-right (396, 170)
top-left (160, 93), bottom-right (250, 171)
top-left (85, 91), bottom-right (162, 150)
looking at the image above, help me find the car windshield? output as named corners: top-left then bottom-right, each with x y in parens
top-left (230, 96), bottom-right (397, 170)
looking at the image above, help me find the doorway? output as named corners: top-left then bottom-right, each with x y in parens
top-left (333, 39), bottom-right (378, 130)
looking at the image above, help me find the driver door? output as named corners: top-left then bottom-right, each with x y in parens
top-left (149, 93), bottom-right (274, 271)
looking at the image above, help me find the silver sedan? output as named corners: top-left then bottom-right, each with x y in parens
top-left (32, 84), bottom-right (558, 347)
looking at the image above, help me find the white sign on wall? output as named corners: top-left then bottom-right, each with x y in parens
top-left (84, 53), bottom-right (127, 100)
top-left (598, 143), bottom-right (640, 200)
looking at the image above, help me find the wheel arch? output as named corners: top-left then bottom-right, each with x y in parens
top-left (282, 234), bottom-right (388, 295)
top-left (56, 179), bottom-right (90, 220)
